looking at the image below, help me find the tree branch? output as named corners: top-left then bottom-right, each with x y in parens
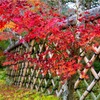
top-left (65, 6), bottom-right (100, 26)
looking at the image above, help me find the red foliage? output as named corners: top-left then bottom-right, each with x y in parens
top-left (1, 1), bottom-right (100, 80)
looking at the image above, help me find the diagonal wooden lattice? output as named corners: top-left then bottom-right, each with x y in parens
top-left (6, 39), bottom-right (100, 100)
top-left (74, 46), bottom-right (100, 100)
top-left (7, 40), bottom-right (66, 97)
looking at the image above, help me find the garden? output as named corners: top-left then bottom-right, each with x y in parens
top-left (0, 0), bottom-right (100, 100)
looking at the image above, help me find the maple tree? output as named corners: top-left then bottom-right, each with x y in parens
top-left (0, 0), bottom-right (100, 80)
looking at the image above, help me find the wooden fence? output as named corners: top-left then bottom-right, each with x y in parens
top-left (5, 39), bottom-right (100, 100)
top-left (5, 40), bottom-right (67, 99)
top-left (74, 46), bottom-right (100, 100)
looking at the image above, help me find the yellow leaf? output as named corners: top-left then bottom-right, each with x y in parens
top-left (0, 21), bottom-right (16, 32)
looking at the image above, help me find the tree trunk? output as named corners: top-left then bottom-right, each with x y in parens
top-left (67, 75), bottom-right (76, 100)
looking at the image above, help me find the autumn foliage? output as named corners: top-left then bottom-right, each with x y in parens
top-left (1, 0), bottom-right (100, 80)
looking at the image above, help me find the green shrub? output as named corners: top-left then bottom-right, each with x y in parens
top-left (93, 60), bottom-right (100, 72)
top-left (32, 93), bottom-right (60, 100)
top-left (0, 68), bottom-right (6, 80)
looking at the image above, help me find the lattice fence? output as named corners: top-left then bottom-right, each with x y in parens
top-left (6, 40), bottom-right (66, 99)
top-left (74, 46), bottom-right (100, 100)
top-left (5, 39), bottom-right (100, 100)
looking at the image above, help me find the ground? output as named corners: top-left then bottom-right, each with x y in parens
top-left (0, 68), bottom-right (60, 100)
